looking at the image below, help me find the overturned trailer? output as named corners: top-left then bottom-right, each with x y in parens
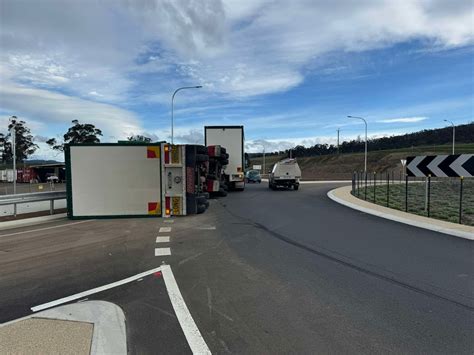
top-left (65, 142), bottom-right (210, 219)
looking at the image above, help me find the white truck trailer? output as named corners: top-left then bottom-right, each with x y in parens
top-left (65, 142), bottom-right (210, 218)
top-left (204, 126), bottom-right (245, 191)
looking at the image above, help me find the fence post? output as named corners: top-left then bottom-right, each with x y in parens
top-left (459, 176), bottom-right (464, 224)
top-left (373, 172), bottom-right (376, 203)
top-left (50, 199), bottom-right (54, 215)
top-left (427, 175), bottom-right (431, 217)
top-left (365, 171), bottom-right (368, 201)
top-left (405, 175), bottom-right (408, 212)
top-left (352, 172), bottom-right (355, 194)
top-left (386, 171), bottom-right (389, 207)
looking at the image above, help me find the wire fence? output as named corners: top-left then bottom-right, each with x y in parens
top-left (351, 171), bottom-right (473, 226)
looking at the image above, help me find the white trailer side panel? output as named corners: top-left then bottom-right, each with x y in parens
top-left (205, 127), bottom-right (243, 183)
top-left (69, 145), bottom-right (161, 217)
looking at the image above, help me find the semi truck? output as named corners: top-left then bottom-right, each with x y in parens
top-left (205, 126), bottom-right (246, 191)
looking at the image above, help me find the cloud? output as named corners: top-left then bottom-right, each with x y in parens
top-left (34, 135), bottom-right (50, 143)
top-left (377, 116), bottom-right (429, 123)
top-left (0, 80), bottom-right (143, 140)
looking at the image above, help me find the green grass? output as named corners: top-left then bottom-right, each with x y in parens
top-left (352, 178), bottom-right (474, 226)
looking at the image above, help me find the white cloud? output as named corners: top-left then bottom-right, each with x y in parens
top-left (0, 80), bottom-right (143, 140)
top-left (377, 116), bottom-right (429, 123)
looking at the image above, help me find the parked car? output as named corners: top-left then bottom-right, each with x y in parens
top-left (246, 170), bottom-right (261, 183)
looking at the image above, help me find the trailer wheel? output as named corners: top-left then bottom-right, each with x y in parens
top-left (197, 204), bottom-right (207, 214)
top-left (196, 154), bottom-right (209, 162)
top-left (196, 145), bottom-right (208, 155)
top-left (196, 195), bottom-right (207, 205)
top-left (293, 184), bottom-right (299, 191)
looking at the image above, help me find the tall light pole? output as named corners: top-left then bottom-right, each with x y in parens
top-left (260, 144), bottom-right (266, 174)
top-left (171, 85), bottom-right (202, 144)
top-left (348, 115), bottom-right (368, 173)
top-left (444, 119), bottom-right (455, 154)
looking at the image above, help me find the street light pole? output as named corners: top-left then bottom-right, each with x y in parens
top-left (348, 115), bottom-right (368, 173)
top-left (444, 120), bottom-right (455, 154)
top-left (261, 145), bottom-right (266, 174)
top-left (171, 85), bottom-right (202, 144)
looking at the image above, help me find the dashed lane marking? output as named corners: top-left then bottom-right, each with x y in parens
top-left (156, 236), bottom-right (170, 243)
top-left (159, 226), bottom-right (172, 233)
top-left (155, 247), bottom-right (171, 256)
top-left (30, 266), bottom-right (163, 312)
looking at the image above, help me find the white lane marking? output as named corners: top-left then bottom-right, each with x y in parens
top-left (0, 220), bottom-right (94, 238)
top-left (159, 226), bottom-right (172, 233)
top-left (161, 264), bottom-right (211, 354)
top-left (156, 236), bottom-right (170, 243)
top-left (164, 219), bottom-right (175, 223)
top-left (31, 266), bottom-right (163, 312)
top-left (155, 247), bottom-right (171, 256)
top-left (196, 226), bottom-right (216, 230)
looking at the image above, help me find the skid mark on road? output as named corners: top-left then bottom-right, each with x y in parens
top-left (219, 200), bottom-right (474, 311)
top-left (0, 220), bottom-right (94, 238)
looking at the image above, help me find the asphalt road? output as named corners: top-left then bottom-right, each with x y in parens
top-left (1, 182), bottom-right (473, 354)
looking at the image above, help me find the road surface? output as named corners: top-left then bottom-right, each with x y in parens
top-left (1, 182), bottom-right (472, 353)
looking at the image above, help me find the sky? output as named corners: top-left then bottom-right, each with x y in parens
top-left (0, 0), bottom-right (473, 160)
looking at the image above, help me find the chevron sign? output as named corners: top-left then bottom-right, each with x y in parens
top-left (406, 154), bottom-right (474, 177)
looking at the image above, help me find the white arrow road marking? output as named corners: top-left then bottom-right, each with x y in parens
top-left (407, 155), bottom-right (426, 177)
top-left (155, 247), bottom-right (171, 256)
top-left (156, 236), bottom-right (170, 243)
top-left (450, 154), bottom-right (473, 177)
top-left (161, 264), bottom-right (211, 354)
top-left (31, 266), bottom-right (163, 312)
top-left (159, 227), bottom-right (172, 233)
top-left (427, 155), bottom-right (448, 177)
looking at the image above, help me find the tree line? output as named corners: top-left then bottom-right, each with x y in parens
top-left (250, 122), bottom-right (474, 158)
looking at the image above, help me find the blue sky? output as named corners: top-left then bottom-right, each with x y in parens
top-left (0, 0), bottom-right (473, 159)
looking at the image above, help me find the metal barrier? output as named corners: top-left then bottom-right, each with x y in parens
top-left (0, 191), bottom-right (67, 216)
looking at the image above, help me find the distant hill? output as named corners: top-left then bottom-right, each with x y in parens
top-left (250, 122), bottom-right (474, 158)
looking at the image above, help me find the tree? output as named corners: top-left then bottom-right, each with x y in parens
top-left (47, 119), bottom-right (103, 151)
top-left (2, 116), bottom-right (39, 163)
top-left (127, 134), bottom-right (152, 143)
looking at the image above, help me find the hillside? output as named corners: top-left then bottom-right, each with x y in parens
top-left (251, 143), bottom-right (474, 180)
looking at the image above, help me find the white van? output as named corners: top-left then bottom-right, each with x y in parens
top-left (269, 158), bottom-right (301, 190)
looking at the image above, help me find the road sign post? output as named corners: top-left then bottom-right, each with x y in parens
top-left (459, 177), bottom-right (463, 224)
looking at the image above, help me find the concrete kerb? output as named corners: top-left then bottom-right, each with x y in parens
top-left (0, 300), bottom-right (127, 355)
top-left (327, 185), bottom-right (474, 241)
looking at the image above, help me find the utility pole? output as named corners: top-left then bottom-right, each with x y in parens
top-left (9, 117), bottom-right (16, 196)
top-left (337, 128), bottom-right (340, 155)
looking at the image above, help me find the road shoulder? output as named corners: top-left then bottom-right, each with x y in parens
top-left (327, 185), bottom-right (474, 240)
